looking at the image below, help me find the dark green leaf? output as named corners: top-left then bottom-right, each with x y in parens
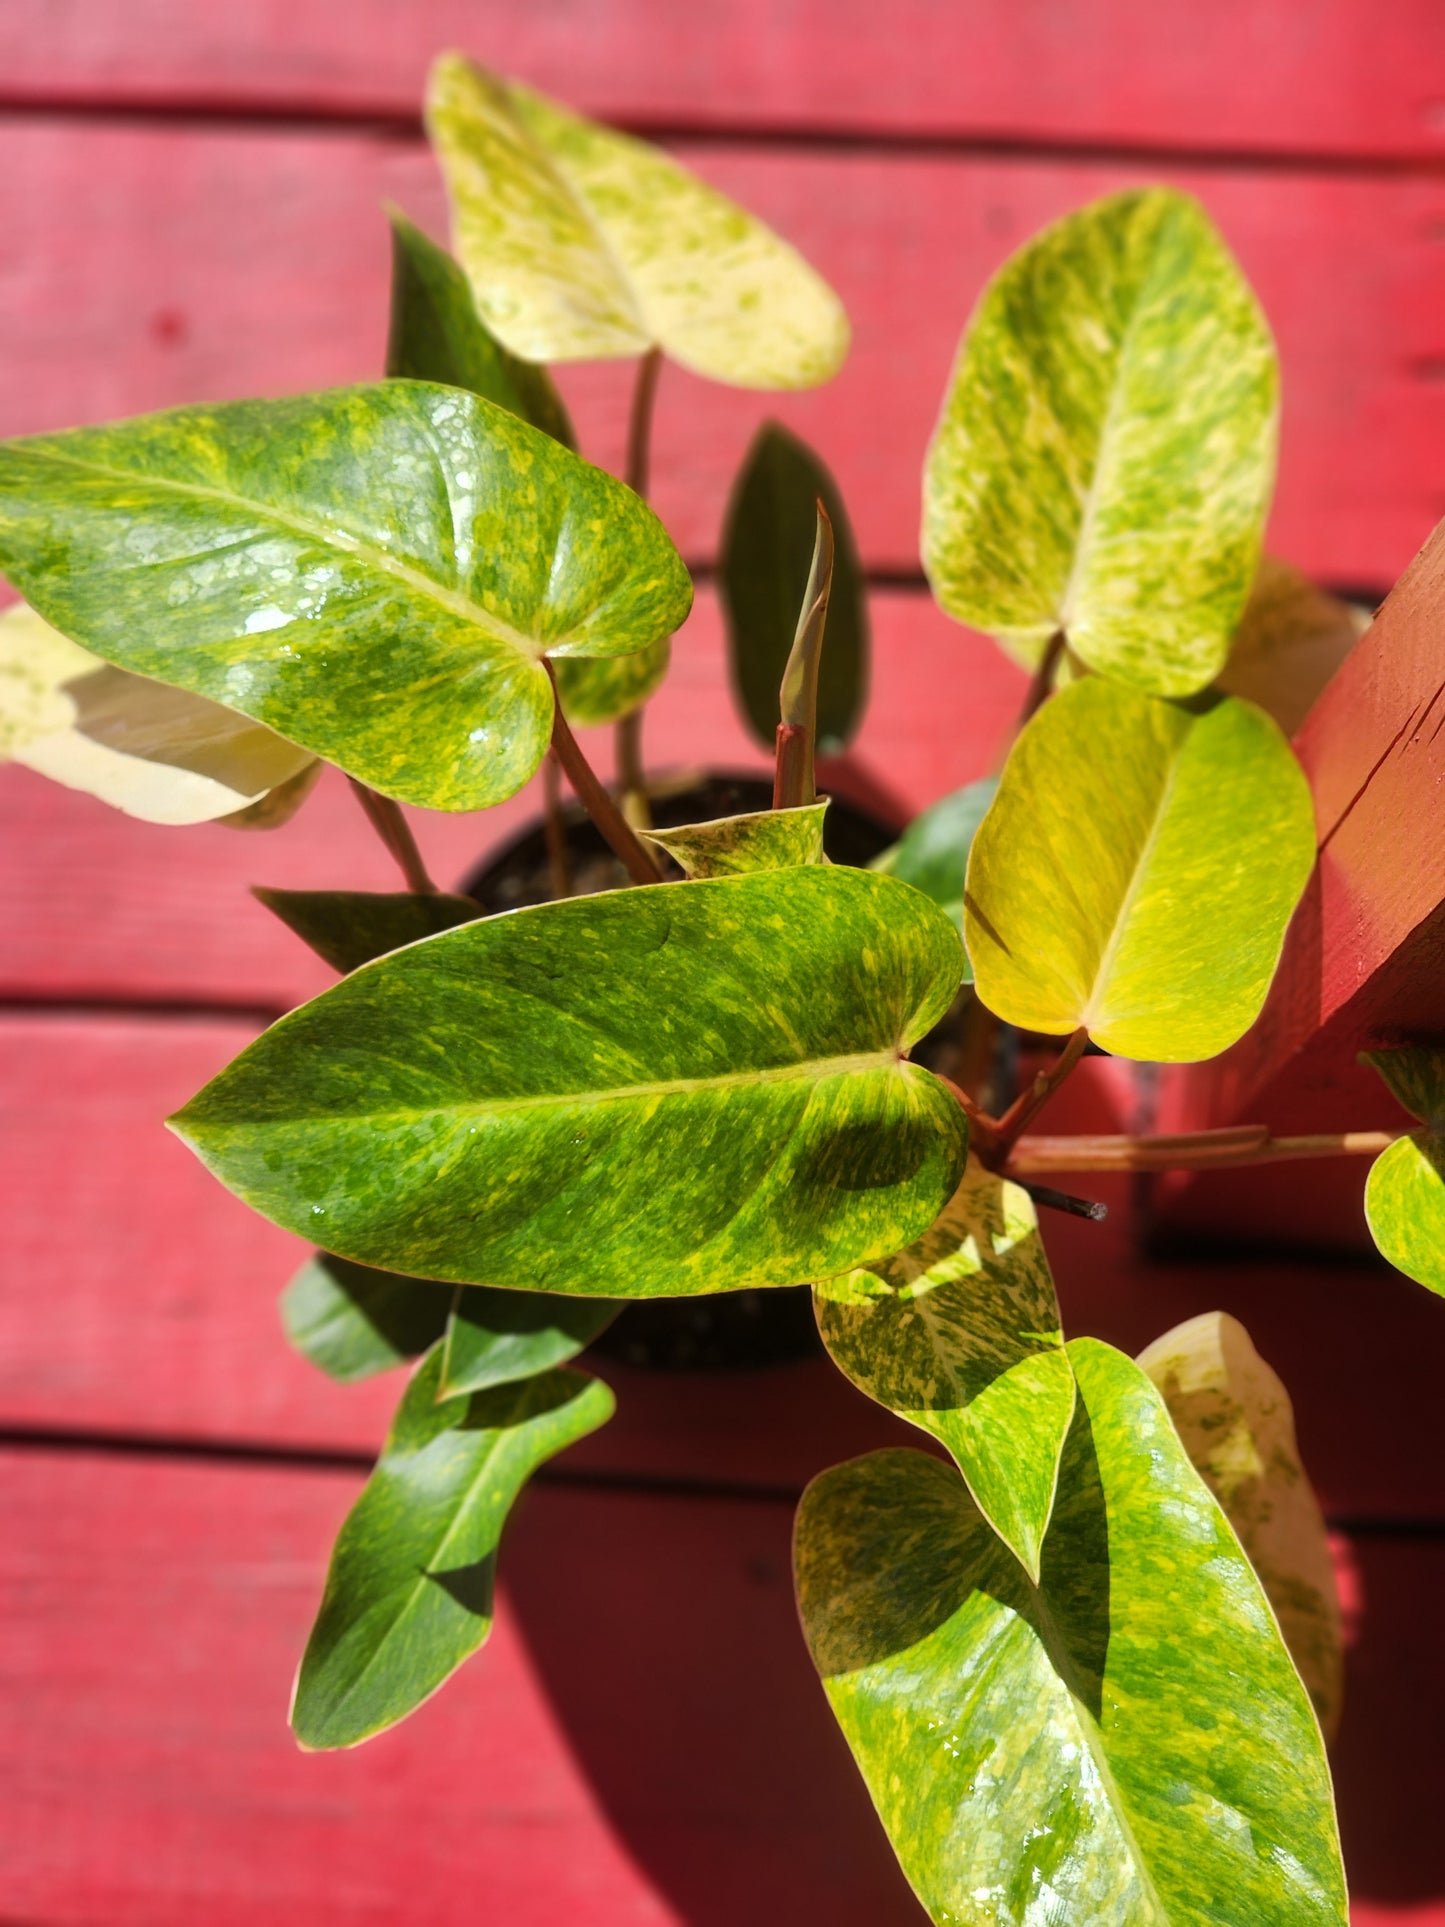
top-left (280, 1252), bottom-right (453, 1384)
top-left (1362, 1044), bottom-right (1445, 1130)
top-left (442, 1287), bottom-right (620, 1396)
top-left (292, 1346), bottom-right (613, 1747)
top-left (872, 776), bottom-right (998, 966)
top-left (815, 1157), bottom-right (1073, 1580)
top-left (720, 422), bottom-right (868, 752)
top-left (253, 887), bottom-right (480, 975)
top-left (795, 1339), bottom-right (1346, 1926)
top-left (965, 678), bottom-right (1314, 1060)
top-left (640, 800), bottom-right (827, 878)
top-left (0, 382), bottom-right (692, 811)
top-left (385, 209), bottom-right (575, 447)
top-left (170, 867), bottom-right (968, 1298)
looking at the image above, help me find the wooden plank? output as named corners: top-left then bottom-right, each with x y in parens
top-left (0, 1446), bottom-right (922, 1924)
top-left (0, 587), bottom-right (1022, 1006)
top-left (2, 1444), bottom-right (1440, 1922)
top-left (0, 1009), bottom-right (923, 1483)
top-left (9, 1010), bottom-right (1445, 1519)
top-left (2, 1), bottom-right (1445, 163)
top-left (1154, 516), bottom-right (1445, 1248)
top-left (1, 121), bottom-right (1443, 588)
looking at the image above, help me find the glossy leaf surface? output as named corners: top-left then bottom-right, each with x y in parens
top-left (640, 801), bottom-right (827, 878)
top-left (253, 888), bottom-right (480, 976)
top-left (442, 1288), bottom-right (619, 1397)
top-left (720, 422), bottom-right (868, 749)
top-left (281, 1252), bottom-right (454, 1384)
top-left (873, 775), bottom-right (998, 961)
top-left (1217, 556), bottom-right (1366, 737)
top-left (0, 383), bottom-right (692, 811)
top-left (965, 678), bottom-right (1314, 1059)
top-left (171, 868), bottom-right (968, 1297)
top-left (292, 1346), bottom-right (613, 1747)
top-left (1365, 1134), bottom-right (1445, 1295)
top-left (426, 55), bottom-right (849, 389)
top-left (815, 1158), bottom-right (1073, 1579)
top-left (0, 601), bottom-right (315, 824)
top-left (924, 188), bottom-right (1277, 697)
top-left (553, 635), bottom-right (671, 728)
top-left (795, 1340), bottom-right (1346, 1927)
top-left (384, 208), bottom-right (575, 447)
top-left (1139, 1311), bottom-right (1342, 1737)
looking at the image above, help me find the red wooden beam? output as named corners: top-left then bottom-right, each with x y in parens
top-left (1, 0), bottom-right (1444, 164)
top-left (1156, 517), bottom-right (1445, 1248)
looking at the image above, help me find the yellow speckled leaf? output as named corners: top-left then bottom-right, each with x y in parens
top-left (924, 188), bottom-right (1277, 697)
top-left (965, 677), bottom-right (1315, 1060)
top-left (1139, 1312), bottom-right (1343, 1739)
top-left (426, 54), bottom-right (849, 389)
top-left (795, 1341), bottom-right (1346, 1927)
top-left (0, 602), bottom-right (316, 825)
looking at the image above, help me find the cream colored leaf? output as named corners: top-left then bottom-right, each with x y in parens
top-left (0, 602), bottom-right (317, 825)
top-left (1138, 1311), bottom-right (1343, 1740)
top-left (1217, 556), bottom-right (1369, 737)
top-left (425, 54), bottom-right (849, 389)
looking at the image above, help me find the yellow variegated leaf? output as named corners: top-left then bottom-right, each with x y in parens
top-left (425, 54), bottom-right (849, 389)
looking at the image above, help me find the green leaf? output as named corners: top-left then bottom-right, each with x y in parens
top-left (1139, 1311), bottom-right (1343, 1739)
top-left (425, 56), bottom-right (849, 389)
top-left (639, 800), bottom-right (827, 878)
top-left (0, 601), bottom-right (316, 824)
top-left (720, 423), bottom-right (868, 750)
top-left (965, 677), bottom-right (1314, 1060)
top-left (384, 208), bottom-right (575, 447)
top-left (872, 776), bottom-right (998, 968)
top-left (1362, 1044), bottom-right (1445, 1129)
top-left (553, 634), bottom-right (671, 728)
top-left (442, 1287), bottom-right (619, 1397)
top-left (252, 887), bottom-right (480, 976)
top-left (1364, 1133), bottom-right (1445, 1295)
top-left (1216, 556), bottom-right (1366, 738)
top-left (924, 187), bottom-right (1277, 698)
top-left (0, 382), bottom-right (692, 812)
top-left (814, 1157), bottom-right (1073, 1580)
top-left (170, 867), bottom-right (968, 1298)
top-left (292, 1345), bottom-right (613, 1747)
top-left (795, 1339), bottom-right (1346, 1927)
top-left (280, 1252), bottom-right (453, 1384)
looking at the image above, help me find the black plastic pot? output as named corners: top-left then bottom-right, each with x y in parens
top-left (460, 771), bottom-right (899, 1370)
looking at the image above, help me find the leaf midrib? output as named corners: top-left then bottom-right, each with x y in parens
top-left (1057, 197), bottom-right (1169, 637)
top-left (1080, 743), bottom-right (1183, 1035)
top-left (17, 444), bottom-right (545, 661)
top-left (204, 1047), bottom-right (908, 1131)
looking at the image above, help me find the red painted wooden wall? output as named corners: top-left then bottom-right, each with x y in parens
top-left (4, 6), bottom-right (1445, 1920)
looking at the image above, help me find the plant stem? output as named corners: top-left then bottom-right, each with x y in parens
top-left (774, 501), bottom-right (835, 808)
top-left (625, 346), bottom-right (663, 499)
top-left (615, 346), bottom-right (665, 826)
top-left (990, 1027), bottom-right (1090, 1160)
top-left (545, 661), bottom-right (662, 886)
top-left (347, 778), bottom-right (438, 895)
top-left (1006, 1125), bottom-right (1400, 1176)
top-left (1017, 1181), bottom-right (1109, 1223)
top-left (542, 751), bottom-right (574, 901)
top-left (616, 706), bottom-right (652, 831)
top-left (1004, 629), bottom-right (1065, 753)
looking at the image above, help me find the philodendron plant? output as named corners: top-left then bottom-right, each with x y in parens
top-left (3, 50), bottom-right (1437, 1924)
